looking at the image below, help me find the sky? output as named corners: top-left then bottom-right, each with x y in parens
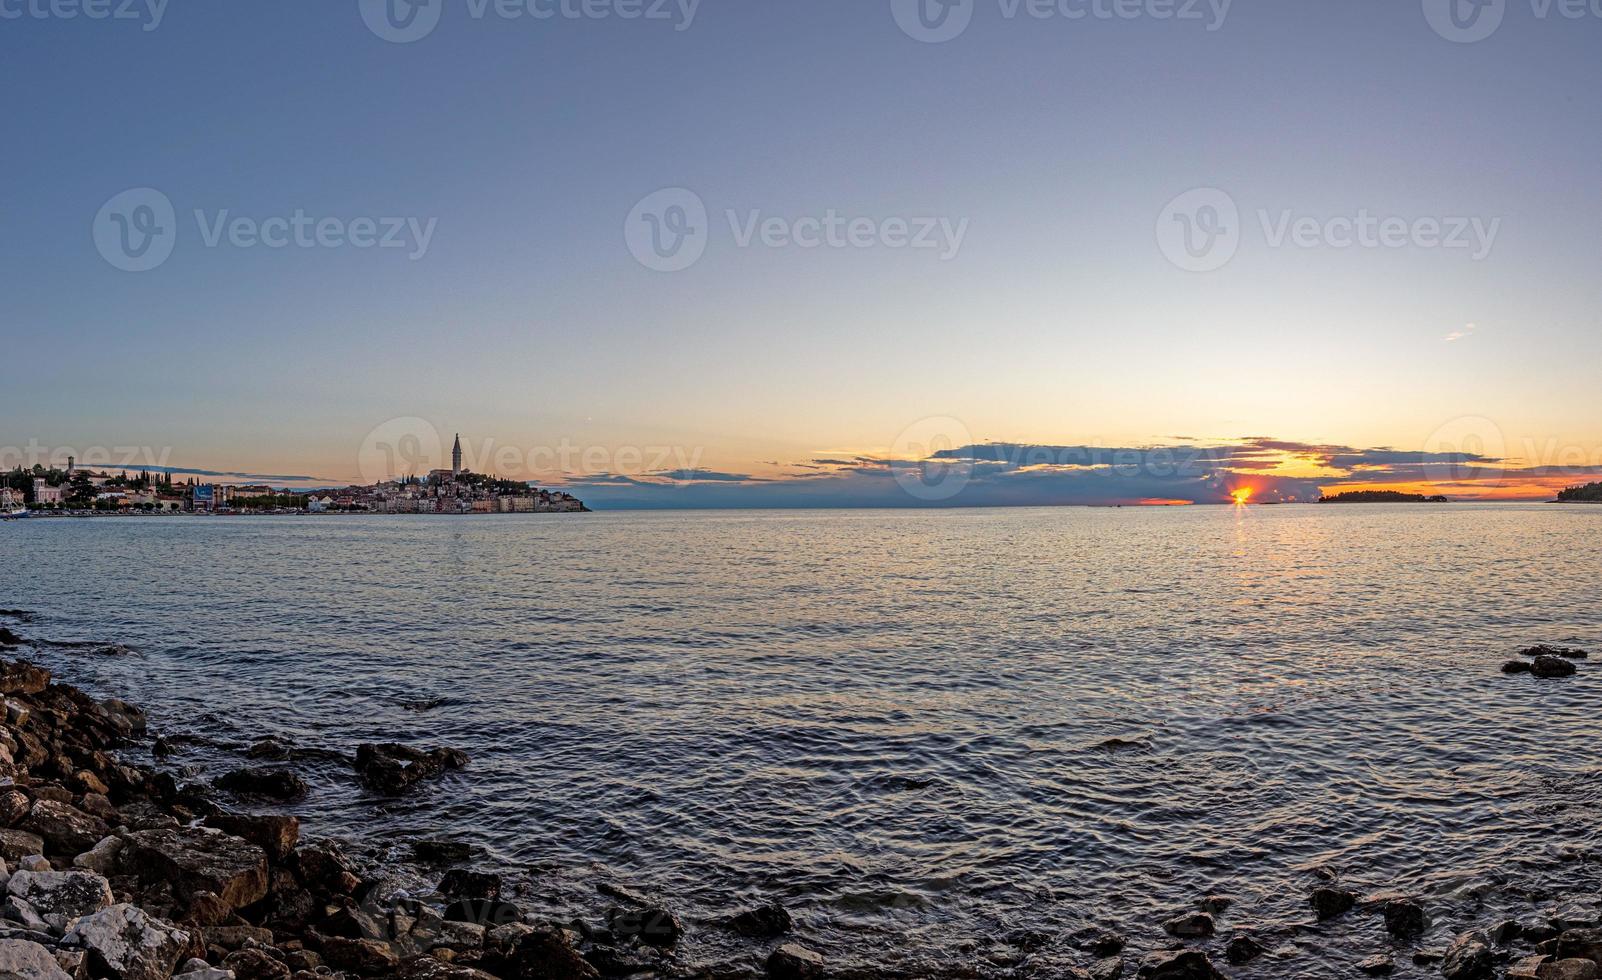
top-left (4, 0), bottom-right (1601, 507)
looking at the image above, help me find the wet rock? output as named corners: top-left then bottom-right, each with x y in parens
top-left (291, 842), bottom-right (359, 897)
top-left (443, 898), bottom-right (523, 929)
top-left (1136, 949), bottom-right (1225, 979)
top-left (413, 840), bottom-right (473, 864)
top-left (213, 768), bottom-right (307, 802)
top-left (220, 948), bottom-right (290, 980)
top-left (0, 937), bottom-right (73, 979)
top-left (1522, 645), bottom-right (1590, 660)
top-left (1545, 961), bottom-right (1602, 980)
top-left (1310, 886), bottom-right (1357, 920)
top-left (606, 905), bottom-right (683, 947)
top-left (202, 814), bottom-right (299, 864)
top-left (1503, 660), bottom-right (1533, 674)
top-left (768, 943), bottom-right (824, 980)
top-left (319, 936), bottom-right (400, 974)
top-left (1069, 926), bottom-right (1126, 956)
top-left (1091, 956), bottom-right (1124, 980)
top-left (1489, 919), bottom-right (1521, 944)
top-left (1441, 931), bottom-right (1494, 980)
top-left (1358, 954), bottom-right (1394, 975)
top-left (1198, 895), bottom-right (1232, 915)
top-left (1224, 933), bottom-right (1267, 964)
top-left (173, 966), bottom-right (235, 980)
top-left (355, 743), bottom-right (469, 796)
top-left (1551, 906), bottom-right (1601, 932)
top-left (0, 661), bottom-right (48, 694)
top-left (438, 868), bottom-right (501, 901)
top-left (0, 633), bottom-right (25, 649)
top-left (246, 738), bottom-right (292, 761)
top-left (1507, 955), bottom-right (1550, 980)
top-left (6, 869), bottom-right (114, 931)
top-left (1531, 656), bottom-right (1579, 678)
top-left (506, 927), bottom-right (598, 979)
top-left (24, 799), bottom-right (110, 855)
top-left (1162, 911), bottom-right (1215, 938)
top-left (1557, 929), bottom-right (1602, 962)
top-left (64, 902), bottom-right (190, 980)
top-left (122, 827), bottom-right (269, 911)
top-left (1383, 897), bottom-right (1428, 938)
top-left (1520, 918), bottom-right (1561, 944)
top-left (730, 902), bottom-right (793, 938)
top-left (397, 956), bottom-right (502, 980)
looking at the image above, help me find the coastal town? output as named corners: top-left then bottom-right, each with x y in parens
top-left (0, 436), bottom-right (587, 518)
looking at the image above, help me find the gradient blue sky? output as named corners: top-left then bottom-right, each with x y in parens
top-left (4, 0), bottom-right (1601, 505)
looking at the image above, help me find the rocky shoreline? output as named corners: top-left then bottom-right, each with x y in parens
top-left (0, 617), bottom-right (1598, 979)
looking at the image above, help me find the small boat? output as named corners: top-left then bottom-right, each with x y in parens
top-left (0, 508), bottom-right (29, 520)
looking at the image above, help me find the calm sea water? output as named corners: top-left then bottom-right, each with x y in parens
top-left (2, 505), bottom-right (1599, 977)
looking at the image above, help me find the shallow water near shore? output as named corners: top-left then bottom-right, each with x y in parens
top-left (2, 504), bottom-right (1600, 977)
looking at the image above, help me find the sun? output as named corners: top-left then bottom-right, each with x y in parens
top-left (1231, 487), bottom-right (1254, 506)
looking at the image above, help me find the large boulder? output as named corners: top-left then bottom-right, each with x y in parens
top-left (63, 903), bottom-right (189, 980)
top-left (213, 768), bottom-right (307, 801)
top-left (0, 662), bottom-right (49, 695)
top-left (203, 813), bottom-right (300, 863)
top-left (1383, 898), bottom-right (1428, 938)
top-left (5, 868), bottom-right (113, 931)
top-left (24, 800), bottom-right (111, 855)
top-left (122, 827), bottom-right (268, 911)
top-left (504, 928), bottom-right (598, 979)
top-left (0, 938), bottom-right (72, 979)
top-left (355, 743), bottom-right (469, 795)
top-left (1310, 886), bottom-right (1356, 920)
top-left (1531, 656), bottom-right (1578, 679)
top-left (0, 828), bottom-right (45, 862)
top-left (1441, 931), bottom-right (1494, 980)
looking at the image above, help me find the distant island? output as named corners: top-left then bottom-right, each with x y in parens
top-left (1555, 481), bottom-right (1602, 503)
top-left (1319, 490), bottom-right (1450, 504)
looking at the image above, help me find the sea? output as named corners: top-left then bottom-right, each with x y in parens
top-left (1, 504), bottom-right (1598, 978)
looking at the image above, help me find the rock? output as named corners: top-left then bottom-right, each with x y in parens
top-left (1522, 645), bottom-right (1590, 660)
top-left (1545, 961), bottom-right (1602, 980)
top-left (213, 768), bottom-right (307, 802)
top-left (1198, 895), bottom-right (1232, 915)
top-left (0, 792), bottom-right (31, 828)
top-left (6, 894), bottom-right (52, 932)
top-left (768, 943), bottom-right (824, 980)
top-left (0, 663), bottom-right (48, 696)
top-left (72, 835), bottom-right (123, 875)
top-left (291, 842), bottom-right (359, 897)
top-left (443, 898), bottom-right (523, 929)
top-left (6, 869), bottom-right (114, 931)
top-left (1521, 918), bottom-right (1561, 944)
top-left (1162, 911), bottom-right (1215, 938)
top-left (1224, 933), bottom-right (1266, 964)
top-left (1507, 955), bottom-right (1550, 980)
top-left (202, 814), bottom-right (299, 864)
top-left (246, 738), bottom-right (292, 761)
top-left (1551, 907), bottom-right (1601, 932)
top-left (397, 957), bottom-right (502, 980)
top-left (173, 967), bottom-right (235, 980)
top-left (16, 855), bottom-right (48, 872)
top-left (0, 830), bottom-right (45, 863)
top-left (122, 827), bottom-right (269, 911)
top-left (606, 905), bottom-right (683, 947)
top-left (1441, 931), bottom-right (1494, 980)
top-left (64, 902), bottom-right (189, 980)
top-left (413, 840), bottom-right (473, 864)
top-left (24, 800), bottom-right (111, 854)
top-left (1357, 954), bottom-right (1393, 975)
top-left (1091, 956), bottom-right (1124, 980)
top-left (1531, 656), bottom-right (1578, 678)
top-left (220, 948), bottom-right (290, 980)
top-left (0, 631), bottom-right (23, 649)
top-left (1503, 660), bottom-right (1533, 674)
top-left (506, 928), bottom-right (598, 979)
top-left (1310, 886), bottom-right (1356, 920)
top-left (318, 936), bottom-right (400, 973)
top-left (1557, 929), bottom-right (1602, 962)
top-left (730, 902), bottom-right (793, 938)
top-left (1489, 918), bottom-right (1521, 944)
top-left (0, 937), bottom-right (73, 979)
top-left (430, 920), bottom-right (486, 952)
top-left (438, 869), bottom-right (501, 900)
top-left (355, 744), bottom-right (469, 796)
top-left (1135, 949), bottom-right (1225, 979)
top-left (1383, 897), bottom-right (1428, 938)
